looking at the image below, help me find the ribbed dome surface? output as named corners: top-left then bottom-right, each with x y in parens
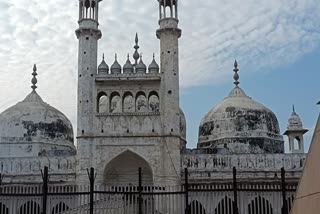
top-left (198, 86), bottom-right (284, 154)
top-left (0, 91), bottom-right (75, 150)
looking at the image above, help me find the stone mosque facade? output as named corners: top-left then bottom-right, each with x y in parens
top-left (0, 0), bottom-right (308, 188)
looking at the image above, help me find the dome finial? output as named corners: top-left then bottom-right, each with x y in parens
top-left (133, 33), bottom-right (140, 66)
top-left (31, 64), bottom-right (38, 91)
top-left (293, 104), bottom-right (295, 113)
top-left (102, 53), bottom-right (105, 60)
top-left (233, 60), bottom-right (240, 86)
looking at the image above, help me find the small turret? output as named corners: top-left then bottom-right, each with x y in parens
top-left (123, 54), bottom-right (134, 74)
top-left (284, 105), bottom-right (308, 153)
top-left (98, 54), bottom-right (109, 74)
top-left (110, 54), bottom-right (122, 74)
top-left (148, 53), bottom-right (160, 74)
top-left (136, 55), bottom-right (147, 74)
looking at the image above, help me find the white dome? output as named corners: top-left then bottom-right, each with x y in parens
top-left (198, 86), bottom-right (284, 154)
top-left (0, 91), bottom-right (75, 157)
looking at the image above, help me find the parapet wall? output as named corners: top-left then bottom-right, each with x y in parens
top-left (182, 152), bottom-right (307, 182)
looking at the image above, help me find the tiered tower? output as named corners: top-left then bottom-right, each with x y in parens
top-left (76, 0), bottom-right (184, 186)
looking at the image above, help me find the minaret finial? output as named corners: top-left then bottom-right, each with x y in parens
top-left (115, 53), bottom-right (117, 61)
top-left (133, 33), bottom-right (140, 66)
top-left (233, 60), bottom-right (239, 86)
top-left (153, 53), bottom-right (155, 59)
top-left (293, 104), bottom-right (295, 113)
top-left (102, 53), bottom-right (105, 60)
top-left (31, 64), bottom-right (38, 91)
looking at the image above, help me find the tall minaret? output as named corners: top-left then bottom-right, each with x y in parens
top-left (157, 0), bottom-right (182, 135)
top-left (76, 0), bottom-right (102, 136)
top-left (284, 106), bottom-right (308, 153)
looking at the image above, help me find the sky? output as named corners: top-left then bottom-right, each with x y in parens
top-left (0, 0), bottom-right (319, 151)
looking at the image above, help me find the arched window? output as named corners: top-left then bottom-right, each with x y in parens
top-left (123, 92), bottom-right (135, 113)
top-left (110, 92), bottom-right (121, 113)
top-left (188, 200), bottom-right (206, 214)
top-left (214, 196), bottom-right (234, 214)
top-left (136, 92), bottom-right (147, 113)
top-left (97, 92), bottom-right (108, 113)
top-left (248, 196), bottom-right (273, 214)
top-left (0, 202), bottom-right (9, 214)
top-left (148, 91), bottom-right (160, 113)
top-left (51, 202), bottom-right (69, 214)
top-left (18, 201), bottom-right (41, 214)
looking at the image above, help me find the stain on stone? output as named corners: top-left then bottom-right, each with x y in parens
top-left (199, 122), bottom-right (215, 136)
top-left (22, 119), bottom-right (73, 142)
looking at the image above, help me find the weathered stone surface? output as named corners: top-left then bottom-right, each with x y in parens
top-left (198, 86), bottom-right (284, 154)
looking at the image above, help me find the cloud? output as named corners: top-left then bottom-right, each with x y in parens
top-left (0, 0), bottom-right (319, 136)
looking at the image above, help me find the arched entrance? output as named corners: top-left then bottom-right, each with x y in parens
top-left (104, 150), bottom-right (153, 186)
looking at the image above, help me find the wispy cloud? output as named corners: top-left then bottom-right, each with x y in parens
top-left (0, 0), bottom-right (319, 132)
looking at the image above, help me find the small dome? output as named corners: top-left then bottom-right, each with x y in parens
top-left (136, 57), bottom-right (147, 74)
top-left (98, 54), bottom-right (109, 74)
top-left (0, 91), bottom-right (75, 157)
top-left (287, 111), bottom-right (303, 130)
top-left (123, 55), bottom-right (134, 74)
top-left (110, 54), bottom-right (122, 74)
top-left (148, 54), bottom-right (159, 74)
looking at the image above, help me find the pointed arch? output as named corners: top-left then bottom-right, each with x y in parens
top-left (215, 196), bottom-right (234, 214)
top-left (188, 200), bottom-right (206, 214)
top-left (136, 91), bottom-right (147, 113)
top-left (123, 91), bottom-right (135, 113)
top-left (104, 150), bottom-right (153, 186)
top-left (248, 196), bottom-right (273, 214)
top-left (18, 201), bottom-right (41, 214)
top-left (110, 92), bottom-right (121, 113)
top-left (148, 91), bottom-right (160, 113)
top-left (51, 202), bottom-right (69, 214)
top-left (97, 91), bottom-right (108, 113)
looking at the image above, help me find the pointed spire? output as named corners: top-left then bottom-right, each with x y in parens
top-left (110, 53), bottom-right (122, 74)
top-left (31, 64), bottom-right (38, 91)
top-left (293, 104), bottom-right (296, 113)
top-left (148, 53), bottom-right (160, 74)
top-left (133, 33), bottom-right (140, 66)
top-left (136, 53), bottom-right (147, 74)
top-left (123, 53), bottom-right (133, 74)
top-left (233, 60), bottom-right (240, 86)
top-left (98, 53), bottom-right (109, 74)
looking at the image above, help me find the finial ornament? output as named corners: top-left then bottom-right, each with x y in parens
top-left (31, 64), bottom-right (38, 91)
top-left (102, 53), bottom-right (105, 60)
top-left (293, 104), bottom-right (295, 113)
top-left (133, 33), bottom-right (140, 66)
top-left (233, 60), bottom-right (239, 86)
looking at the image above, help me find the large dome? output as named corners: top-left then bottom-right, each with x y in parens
top-left (0, 90), bottom-right (75, 157)
top-left (198, 63), bottom-right (284, 154)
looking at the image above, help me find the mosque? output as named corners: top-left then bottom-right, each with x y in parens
top-left (0, 0), bottom-right (309, 204)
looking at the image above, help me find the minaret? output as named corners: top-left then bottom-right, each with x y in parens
top-left (284, 105), bottom-right (308, 153)
top-left (156, 0), bottom-right (182, 135)
top-left (76, 0), bottom-right (102, 136)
